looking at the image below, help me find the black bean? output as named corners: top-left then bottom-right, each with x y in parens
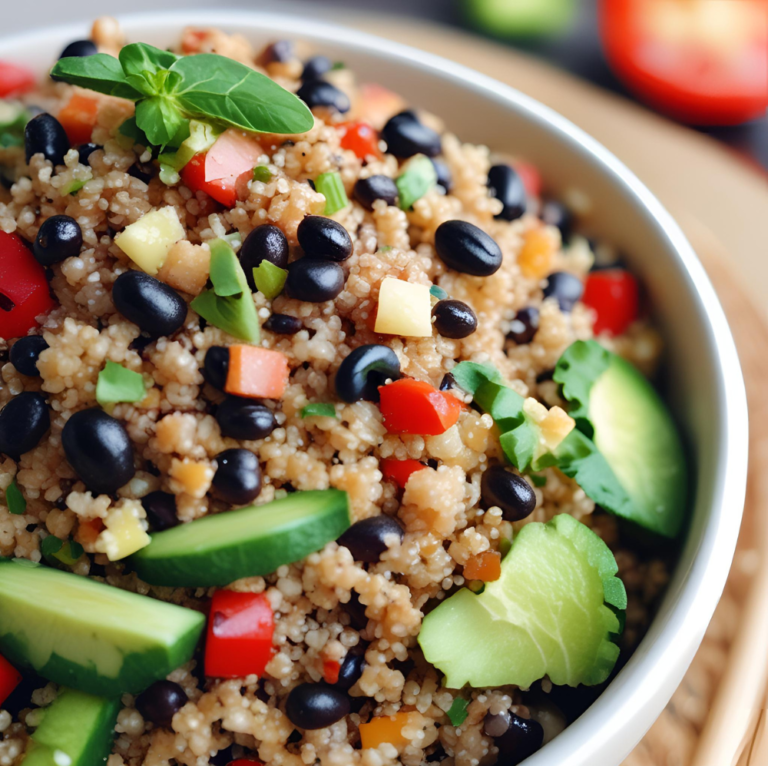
top-left (263, 313), bottom-right (302, 335)
top-left (61, 409), bottom-right (135, 494)
top-left (59, 40), bottom-right (98, 59)
top-left (216, 397), bottom-right (276, 441)
top-left (297, 216), bottom-right (352, 262)
top-left (541, 200), bottom-right (573, 241)
top-left (141, 490), bottom-right (179, 532)
top-left (435, 220), bottom-right (502, 277)
top-left (488, 164), bottom-right (527, 222)
top-left (211, 448), bottom-right (262, 505)
top-left (439, 372), bottom-right (457, 392)
top-left (481, 466), bottom-right (536, 522)
top-left (203, 346), bottom-right (229, 390)
top-left (302, 55), bottom-right (332, 81)
top-left (353, 175), bottom-right (398, 210)
top-left (483, 711), bottom-right (511, 738)
top-left (33, 215), bottom-right (82, 266)
top-left (337, 515), bottom-right (405, 563)
top-left (381, 111), bottom-right (441, 159)
top-left (128, 163), bottom-right (154, 185)
top-left (0, 392), bottom-right (49, 458)
top-left (336, 649), bottom-right (366, 691)
top-left (78, 143), bottom-right (101, 166)
top-left (296, 80), bottom-right (350, 113)
top-left (264, 40), bottom-right (294, 64)
top-left (495, 713), bottom-right (544, 763)
top-left (335, 344), bottom-right (401, 403)
top-left (10, 336), bottom-right (48, 377)
top-left (432, 159), bottom-right (452, 193)
top-left (432, 299), bottom-right (477, 339)
top-left (25, 113), bottom-right (70, 166)
top-left (112, 272), bottom-right (187, 338)
top-left (135, 680), bottom-right (187, 728)
top-left (209, 746), bottom-right (234, 766)
top-left (506, 307), bottom-right (539, 345)
top-left (342, 591), bottom-right (368, 630)
top-left (285, 683), bottom-right (350, 730)
top-left (543, 271), bottom-right (583, 312)
top-left (285, 259), bottom-right (345, 303)
top-left (239, 224), bottom-right (289, 291)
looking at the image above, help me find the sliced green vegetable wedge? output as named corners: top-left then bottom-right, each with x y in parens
top-left (418, 514), bottom-right (626, 689)
top-left (130, 489), bottom-right (351, 587)
top-left (0, 559), bottom-right (204, 696)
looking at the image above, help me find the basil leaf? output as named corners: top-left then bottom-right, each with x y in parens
top-left (135, 96), bottom-right (185, 147)
top-left (50, 54), bottom-right (142, 100)
top-left (171, 54), bottom-right (314, 135)
top-left (119, 116), bottom-right (148, 144)
top-left (119, 43), bottom-right (179, 80)
top-left (300, 403), bottom-right (337, 419)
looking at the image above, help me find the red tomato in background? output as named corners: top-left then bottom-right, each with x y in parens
top-left (0, 61), bottom-right (35, 98)
top-left (582, 269), bottom-right (639, 336)
top-left (600, 0), bottom-right (768, 125)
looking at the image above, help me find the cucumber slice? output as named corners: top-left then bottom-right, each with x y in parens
top-left (418, 514), bottom-right (626, 689)
top-left (24, 688), bottom-right (119, 766)
top-left (0, 559), bottom-right (204, 696)
top-left (130, 489), bottom-right (351, 587)
top-left (465, 0), bottom-right (576, 37)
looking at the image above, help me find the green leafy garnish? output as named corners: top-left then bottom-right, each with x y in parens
top-left (429, 285), bottom-right (448, 301)
top-left (447, 698), bottom-right (469, 727)
top-left (209, 239), bottom-right (244, 297)
top-left (531, 474), bottom-right (547, 487)
top-left (0, 102), bottom-right (30, 149)
top-left (301, 403), bottom-right (337, 419)
top-left (96, 361), bottom-right (146, 407)
top-left (40, 537), bottom-right (84, 567)
top-left (158, 119), bottom-right (218, 171)
top-left (40, 535), bottom-right (63, 559)
top-left (61, 178), bottom-right (87, 196)
top-left (51, 42), bottom-right (314, 150)
top-left (252, 261), bottom-right (288, 300)
top-left (396, 155), bottom-right (437, 210)
top-left (315, 171), bottom-right (348, 215)
top-left (6, 480), bottom-right (25, 515)
top-left (253, 165), bottom-right (272, 183)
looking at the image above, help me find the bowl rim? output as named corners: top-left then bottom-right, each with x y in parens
top-left (0, 10), bottom-right (749, 764)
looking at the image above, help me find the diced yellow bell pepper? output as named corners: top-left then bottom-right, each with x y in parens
top-left (115, 207), bottom-right (186, 275)
top-left (94, 500), bottom-right (151, 561)
top-left (374, 278), bottom-right (432, 337)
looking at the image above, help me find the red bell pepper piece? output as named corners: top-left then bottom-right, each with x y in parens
top-left (181, 154), bottom-right (235, 208)
top-left (582, 269), bottom-right (639, 337)
top-left (0, 654), bottom-right (21, 706)
top-left (0, 231), bottom-right (56, 340)
top-left (380, 458), bottom-right (427, 489)
top-left (204, 590), bottom-right (275, 678)
top-left (322, 659), bottom-right (341, 685)
top-left (338, 121), bottom-right (382, 160)
top-left (379, 379), bottom-right (463, 435)
top-left (227, 760), bottom-right (264, 766)
top-left (514, 160), bottom-right (542, 199)
top-left (0, 61), bottom-right (35, 98)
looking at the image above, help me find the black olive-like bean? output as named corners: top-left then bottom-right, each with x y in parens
top-left (297, 216), bottom-right (352, 262)
top-left (488, 164), bottom-right (527, 222)
top-left (78, 143), bottom-right (101, 166)
top-left (439, 372), bottom-right (457, 392)
top-left (59, 40), bottom-right (98, 59)
top-left (0, 392), bottom-right (50, 458)
top-left (10, 336), bottom-right (48, 377)
top-left (381, 111), bottom-right (441, 159)
top-left (302, 55), bottom-right (332, 81)
top-left (239, 224), bottom-right (289, 291)
top-left (337, 515), bottom-right (405, 563)
top-left (203, 346), bottom-right (229, 390)
top-left (285, 683), bottom-right (351, 730)
top-left (353, 175), bottom-right (398, 210)
top-left (541, 200), bottom-right (573, 241)
top-left (209, 746), bottom-right (234, 766)
top-left (342, 591), bottom-right (368, 630)
top-left (432, 299), bottom-right (478, 339)
top-left (481, 465), bottom-right (536, 522)
top-left (483, 711), bottom-right (511, 738)
top-left (128, 163), bottom-right (154, 184)
top-left (264, 40), bottom-right (294, 64)
top-left (432, 159), bottom-right (452, 193)
top-left (296, 80), bottom-right (350, 113)
top-left (141, 490), bottom-right (179, 531)
top-left (61, 408), bottom-right (135, 494)
top-left (263, 313), bottom-right (302, 335)
top-left (336, 649), bottom-right (366, 691)
top-left (25, 113), bottom-right (70, 166)
top-left (335, 344), bottom-right (401, 403)
top-left (506, 307), bottom-right (540, 345)
top-left (285, 259), bottom-right (345, 303)
top-left (135, 680), bottom-right (188, 728)
top-left (112, 272), bottom-right (187, 338)
top-left (211, 448), bottom-right (262, 505)
top-left (216, 397), bottom-right (276, 441)
top-left (33, 215), bottom-right (83, 266)
top-left (434, 220), bottom-right (502, 277)
top-left (495, 713), bottom-right (544, 762)
top-left (543, 271), bottom-right (583, 312)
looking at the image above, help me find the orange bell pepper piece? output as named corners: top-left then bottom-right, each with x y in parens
top-left (359, 711), bottom-right (417, 750)
top-left (225, 345), bottom-right (289, 400)
top-left (463, 550), bottom-right (502, 582)
top-left (58, 94), bottom-right (99, 145)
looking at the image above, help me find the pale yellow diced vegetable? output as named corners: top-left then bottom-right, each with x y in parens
top-left (94, 499), bottom-right (150, 561)
top-left (374, 278), bottom-right (432, 337)
top-left (168, 458), bottom-right (214, 499)
top-left (115, 206), bottom-right (186, 275)
top-left (523, 398), bottom-right (575, 457)
top-left (157, 241), bottom-right (211, 295)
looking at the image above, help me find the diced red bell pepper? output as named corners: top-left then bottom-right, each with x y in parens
top-left (514, 160), bottom-right (542, 199)
top-left (0, 654), bottom-right (21, 706)
top-left (0, 231), bottom-right (56, 340)
top-left (338, 121), bottom-right (382, 160)
top-left (582, 269), bottom-right (639, 337)
top-left (58, 94), bottom-right (99, 145)
top-left (379, 379), bottom-right (463, 435)
top-left (205, 590), bottom-right (275, 679)
top-left (380, 458), bottom-right (427, 489)
top-left (226, 760), bottom-right (264, 766)
top-left (322, 659), bottom-right (341, 685)
top-left (0, 61), bottom-right (35, 98)
top-left (181, 154), bottom-right (237, 208)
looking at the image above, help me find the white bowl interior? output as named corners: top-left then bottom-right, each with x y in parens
top-left (0, 12), bottom-right (749, 766)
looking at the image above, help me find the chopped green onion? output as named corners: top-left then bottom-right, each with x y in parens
top-left (6, 480), bottom-right (26, 515)
top-left (396, 155), bottom-right (437, 211)
top-left (315, 171), bottom-right (348, 215)
top-left (209, 239), bottom-right (244, 297)
top-left (447, 698), bottom-right (470, 727)
top-left (300, 403), bottom-right (337, 419)
top-left (96, 361), bottom-right (146, 407)
top-left (253, 261), bottom-right (288, 300)
top-left (253, 165), bottom-right (272, 183)
top-left (430, 285), bottom-right (448, 300)
top-left (60, 178), bottom-right (87, 196)
top-left (531, 474), bottom-right (547, 487)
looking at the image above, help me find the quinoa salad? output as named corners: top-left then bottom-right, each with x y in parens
top-left (0, 18), bottom-right (688, 766)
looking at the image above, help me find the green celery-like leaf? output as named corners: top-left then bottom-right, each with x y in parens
top-left (253, 261), bottom-right (288, 300)
top-left (315, 171), bottom-right (348, 215)
top-left (40, 535), bottom-right (63, 559)
top-left (447, 698), bottom-right (469, 727)
top-left (451, 361), bottom-right (503, 396)
top-left (50, 54), bottom-right (142, 100)
top-left (119, 43), bottom-right (179, 79)
top-left (5, 480), bottom-right (25, 515)
top-left (209, 239), bottom-right (244, 297)
top-left (301, 403), bottom-right (337, 419)
top-left (96, 361), bottom-right (146, 406)
top-left (136, 96), bottom-right (185, 147)
top-left (396, 155), bottom-right (437, 210)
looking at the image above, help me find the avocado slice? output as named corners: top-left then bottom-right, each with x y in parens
top-left (0, 559), bottom-right (205, 696)
top-left (130, 489), bottom-right (351, 587)
top-left (418, 514), bottom-right (626, 689)
top-left (24, 688), bottom-right (119, 766)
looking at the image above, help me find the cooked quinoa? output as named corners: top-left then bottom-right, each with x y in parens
top-left (0, 19), bottom-right (676, 766)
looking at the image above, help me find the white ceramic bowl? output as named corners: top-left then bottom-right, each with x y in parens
top-left (0, 12), bottom-right (749, 765)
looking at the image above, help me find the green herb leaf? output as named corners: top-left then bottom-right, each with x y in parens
top-left (531, 474), bottom-right (547, 487)
top-left (61, 178), bottom-right (87, 196)
top-left (209, 238), bottom-right (244, 297)
top-left (253, 165), bottom-right (272, 183)
top-left (96, 361), bottom-right (146, 407)
top-left (119, 43), bottom-right (179, 80)
top-left (451, 361), bottom-right (503, 396)
top-left (53, 540), bottom-right (84, 566)
top-left (429, 285), bottom-right (448, 301)
top-left (447, 698), bottom-right (469, 727)
top-left (50, 54), bottom-right (142, 100)
top-left (315, 171), bottom-right (348, 215)
top-left (300, 403), bottom-right (337, 419)
top-left (119, 116), bottom-right (148, 144)
top-left (40, 535), bottom-right (63, 558)
top-left (396, 155), bottom-right (437, 210)
top-left (135, 96), bottom-right (185, 147)
top-left (252, 261), bottom-right (288, 300)
top-left (6, 480), bottom-right (25, 515)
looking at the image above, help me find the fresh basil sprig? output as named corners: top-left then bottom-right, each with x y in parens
top-left (50, 42), bottom-right (314, 147)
